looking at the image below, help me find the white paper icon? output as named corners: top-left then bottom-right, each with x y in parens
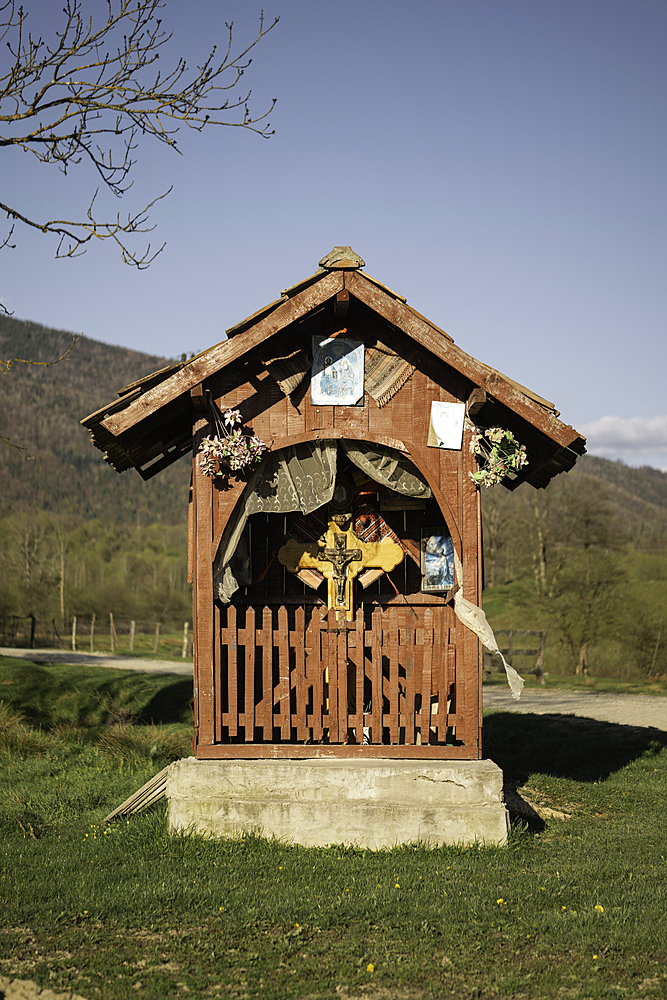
top-left (427, 401), bottom-right (465, 450)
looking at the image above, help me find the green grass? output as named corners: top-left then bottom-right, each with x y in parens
top-left (0, 655), bottom-right (194, 727)
top-left (1, 662), bottom-right (666, 1000)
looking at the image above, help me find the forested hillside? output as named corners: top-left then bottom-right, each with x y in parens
top-left (481, 457), bottom-right (667, 678)
top-left (0, 314), bottom-right (190, 523)
top-left (1, 316), bottom-right (191, 633)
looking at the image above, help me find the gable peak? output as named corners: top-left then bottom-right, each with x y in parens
top-left (318, 246), bottom-right (365, 270)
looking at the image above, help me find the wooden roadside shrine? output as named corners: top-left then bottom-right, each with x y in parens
top-left (83, 247), bottom-right (585, 763)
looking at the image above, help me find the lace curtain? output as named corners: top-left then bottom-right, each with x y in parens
top-left (340, 440), bottom-right (431, 498)
top-left (213, 440), bottom-right (337, 602)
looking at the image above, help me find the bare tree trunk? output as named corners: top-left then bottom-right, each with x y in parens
top-left (576, 641), bottom-right (588, 676)
top-left (59, 536), bottom-right (65, 627)
top-left (531, 496), bottom-right (548, 594)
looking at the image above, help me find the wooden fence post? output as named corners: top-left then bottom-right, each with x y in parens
top-left (71, 615), bottom-right (77, 652)
top-left (90, 612), bottom-right (96, 652)
top-left (181, 621), bottom-right (189, 658)
top-left (29, 615), bottom-right (36, 650)
top-left (52, 618), bottom-right (62, 648)
top-left (535, 630), bottom-right (547, 684)
top-left (110, 612), bottom-right (115, 653)
top-left (154, 622), bottom-right (161, 654)
top-left (129, 620), bottom-right (136, 652)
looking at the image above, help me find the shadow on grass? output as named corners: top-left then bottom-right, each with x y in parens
top-left (0, 657), bottom-right (193, 728)
top-left (484, 710), bottom-right (667, 783)
top-left (484, 711), bottom-right (667, 832)
top-left (136, 678), bottom-right (194, 724)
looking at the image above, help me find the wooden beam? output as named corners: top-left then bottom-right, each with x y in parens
top-left (344, 270), bottom-right (584, 453)
top-left (190, 383), bottom-right (207, 413)
top-left (101, 270), bottom-right (345, 438)
top-left (466, 387), bottom-right (487, 418)
top-left (194, 743), bottom-right (478, 760)
top-left (333, 289), bottom-right (350, 318)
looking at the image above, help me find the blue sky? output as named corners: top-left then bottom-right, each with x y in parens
top-left (2, 0), bottom-right (666, 469)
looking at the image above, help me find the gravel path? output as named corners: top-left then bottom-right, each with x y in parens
top-left (0, 647), bottom-right (193, 675)
top-left (483, 686), bottom-right (667, 731)
top-left (0, 975), bottom-right (88, 999)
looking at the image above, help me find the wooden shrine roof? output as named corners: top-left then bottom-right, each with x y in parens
top-left (81, 246), bottom-right (585, 487)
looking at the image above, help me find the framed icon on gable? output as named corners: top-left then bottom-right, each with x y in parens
top-left (311, 335), bottom-right (364, 406)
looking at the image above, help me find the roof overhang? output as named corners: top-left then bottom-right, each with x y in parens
top-left (82, 255), bottom-right (585, 487)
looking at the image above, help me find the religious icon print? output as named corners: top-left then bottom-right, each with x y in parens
top-left (421, 527), bottom-right (455, 592)
top-left (311, 335), bottom-right (364, 406)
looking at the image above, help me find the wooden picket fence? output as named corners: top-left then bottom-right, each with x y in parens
top-left (207, 603), bottom-right (460, 751)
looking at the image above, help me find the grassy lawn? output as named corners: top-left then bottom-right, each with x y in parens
top-left (1, 658), bottom-right (666, 1000)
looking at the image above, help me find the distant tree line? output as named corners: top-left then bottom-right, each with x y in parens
top-left (0, 514), bottom-right (190, 632)
top-left (482, 474), bottom-right (667, 678)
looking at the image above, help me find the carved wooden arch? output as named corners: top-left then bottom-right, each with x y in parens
top-left (210, 427), bottom-right (463, 564)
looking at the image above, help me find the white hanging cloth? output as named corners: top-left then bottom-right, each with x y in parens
top-left (451, 549), bottom-right (524, 700)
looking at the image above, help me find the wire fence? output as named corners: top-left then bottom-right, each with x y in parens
top-left (0, 614), bottom-right (192, 659)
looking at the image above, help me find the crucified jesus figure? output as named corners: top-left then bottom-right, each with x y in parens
top-left (318, 534), bottom-right (362, 606)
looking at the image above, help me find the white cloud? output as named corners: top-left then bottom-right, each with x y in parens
top-left (580, 415), bottom-right (667, 472)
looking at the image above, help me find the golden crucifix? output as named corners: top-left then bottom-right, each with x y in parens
top-left (278, 518), bottom-right (404, 620)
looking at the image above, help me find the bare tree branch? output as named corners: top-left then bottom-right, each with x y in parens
top-left (1, 332), bottom-right (81, 376)
top-left (0, 0), bottom-right (278, 271)
top-left (1, 333), bottom-right (81, 452)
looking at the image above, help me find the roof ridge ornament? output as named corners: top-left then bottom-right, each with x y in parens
top-left (318, 246), bottom-right (365, 270)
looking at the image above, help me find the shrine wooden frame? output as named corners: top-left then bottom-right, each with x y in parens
top-left (190, 384), bottom-right (483, 762)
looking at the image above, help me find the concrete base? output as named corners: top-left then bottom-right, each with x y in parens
top-left (167, 757), bottom-right (509, 848)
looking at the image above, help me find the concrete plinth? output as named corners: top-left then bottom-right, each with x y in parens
top-left (167, 757), bottom-right (509, 848)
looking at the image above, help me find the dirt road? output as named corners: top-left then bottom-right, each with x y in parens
top-left (0, 647), bottom-right (192, 675)
top-left (483, 686), bottom-right (667, 731)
